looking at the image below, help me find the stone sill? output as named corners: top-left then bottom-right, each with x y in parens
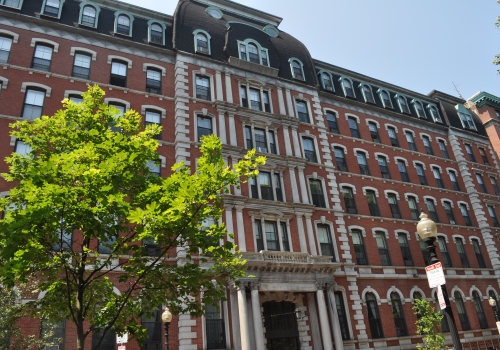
top-left (228, 56), bottom-right (279, 78)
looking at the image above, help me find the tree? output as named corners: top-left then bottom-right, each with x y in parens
top-left (494, 1), bottom-right (500, 73)
top-left (0, 85), bottom-right (265, 350)
top-left (413, 298), bottom-right (446, 350)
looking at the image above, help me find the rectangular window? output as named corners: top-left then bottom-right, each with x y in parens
top-left (261, 50), bottom-right (268, 66)
top-left (432, 168), bottom-right (444, 188)
top-left (146, 161), bottom-right (161, 178)
top-left (443, 202), bottom-right (456, 225)
top-left (471, 239), bottom-right (486, 268)
top-left (254, 128), bottom-right (267, 153)
top-left (342, 187), bottom-right (357, 214)
top-left (197, 116), bottom-right (212, 141)
top-left (249, 88), bottom-right (262, 111)
top-left (309, 179), bottom-right (326, 208)
top-left (250, 177), bottom-right (258, 199)
top-left (318, 224), bottom-right (334, 257)
top-left (0, 35), bottom-right (13, 63)
top-left (419, 237), bottom-right (430, 266)
top-left (334, 148), bottom-right (348, 172)
top-left (268, 130), bottom-right (276, 154)
top-left (465, 144), bottom-right (476, 162)
top-left (449, 171), bottom-right (460, 191)
top-left (378, 156), bottom-right (391, 179)
top-left (398, 234), bottom-right (413, 266)
top-left (490, 177), bottom-right (500, 195)
top-left (255, 220), bottom-right (263, 252)
top-left (142, 308), bottom-right (163, 350)
top-left (416, 164), bottom-right (427, 186)
top-left (280, 222), bottom-right (290, 252)
top-left (459, 112), bottom-right (477, 131)
top-left (476, 173), bottom-right (487, 193)
top-left (405, 132), bottom-right (417, 152)
top-left (14, 140), bottom-right (33, 156)
top-left (265, 221), bottom-right (280, 251)
top-left (366, 190), bottom-right (380, 217)
top-left (408, 196), bottom-right (419, 221)
top-left (42, 320), bottom-right (66, 350)
top-left (72, 52), bottom-right (91, 79)
top-left (455, 238), bottom-right (470, 268)
top-left (32, 44), bottom-right (53, 71)
top-left (241, 86), bottom-right (248, 108)
top-left (196, 75), bottom-right (210, 101)
top-left (369, 122), bottom-right (380, 143)
top-left (375, 232), bottom-right (391, 266)
top-left (388, 193), bottom-right (401, 219)
top-left (352, 230), bottom-right (368, 265)
top-left (459, 204), bottom-right (472, 226)
top-left (92, 329), bottom-right (116, 350)
top-left (146, 69), bottom-right (162, 94)
top-left (22, 89), bottom-right (45, 120)
top-left (259, 172), bottom-right (273, 201)
top-left (437, 237), bottom-right (452, 267)
top-left (388, 127), bottom-right (399, 147)
top-left (110, 60), bottom-right (127, 87)
top-left (263, 91), bottom-right (271, 112)
top-left (3, 0), bottom-right (21, 8)
top-left (296, 100), bottom-right (309, 123)
top-left (109, 102), bottom-right (125, 133)
top-left (43, 0), bottom-right (60, 17)
top-left (357, 152), bottom-right (370, 176)
top-left (426, 199), bottom-right (439, 223)
top-left (438, 140), bottom-right (449, 159)
top-left (205, 300), bottom-right (226, 349)
top-left (145, 110), bottom-right (161, 140)
top-left (327, 112), bottom-right (339, 134)
top-left (274, 173), bottom-right (283, 202)
top-left (398, 160), bottom-right (410, 183)
top-left (479, 148), bottom-right (490, 166)
top-left (302, 137), bottom-right (317, 163)
top-left (68, 94), bottom-right (83, 104)
top-left (422, 136), bottom-right (434, 155)
top-left (348, 117), bottom-right (360, 138)
top-left (335, 292), bottom-right (350, 340)
top-left (488, 205), bottom-right (499, 227)
top-left (245, 126), bottom-right (253, 149)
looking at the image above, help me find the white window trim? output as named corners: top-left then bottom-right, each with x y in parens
top-left (419, 132), bottom-right (433, 142)
top-left (105, 97), bottom-right (130, 111)
top-left (332, 143), bottom-right (348, 154)
top-left (452, 234), bottom-right (467, 245)
top-left (338, 76), bottom-right (356, 98)
top-left (247, 168), bottom-right (285, 202)
top-left (362, 186), bottom-right (379, 197)
top-left (313, 220), bottom-right (339, 258)
top-left (0, 29), bottom-right (19, 43)
top-left (339, 183), bottom-right (356, 194)
top-left (374, 152), bottom-right (390, 162)
top-left (348, 225), bottom-right (366, 238)
top-left (468, 236), bottom-right (482, 246)
top-left (457, 201), bottom-right (470, 210)
top-left (450, 286), bottom-right (466, 301)
top-left (306, 175), bottom-right (329, 209)
top-left (377, 88), bottom-right (393, 108)
top-left (70, 47), bottom-right (97, 60)
top-left (323, 108), bottom-right (339, 118)
top-left (404, 193), bottom-right (419, 203)
top-left (430, 164), bottom-right (443, 173)
top-left (300, 133), bottom-right (321, 164)
top-left (242, 121), bottom-right (280, 155)
top-left (423, 196), bottom-right (437, 205)
top-left (361, 286), bottom-right (383, 306)
top-left (394, 229), bottom-right (410, 241)
top-left (194, 110), bottom-right (217, 142)
top-left (427, 104), bottom-right (442, 123)
top-left (141, 105), bottom-right (166, 119)
top-left (384, 123), bottom-right (399, 133)
top-left (411, 98), bottom-right (427, 119)
top-left (21, 82), bottom-right (51, 97)
top-left (143, 63), bottom-right (167, 76)
top-left (372, 227), bottom-right (388, 239)
top-left (353, 148), bottom-right (369, 158)
top-left (402, 128), bottom-right (415, 136)
top-left (486, 286), bottom-right (499, 300)
top-left (413, 160), bottom-right (426, 170)
top-left (394, 156), bottom-right (408, 166)
top-left (64, 90), bottom-right (84, 99)
top-left (345, 113), bottom-right (360, 123)
top-left (436, 137), bottom-right (447, 146)
top-left (365, 118), bottom-right (380, 129)
top-left (250, 215), bottom-right (292, 253)
top-left (440, 198), bottom-right (454, 208)
top-left (359, 82), bottom-right (375, 103)
top-left (0, 77), bottom-right (9, 89)
top-left (192, 69), bottom-right (215, 102)
top-left (437, 233), bottom-right (449, 244)
top-left (410, 286), bottom-right (427, 303)
top-left (293, 97), bottom-right (314, 125)
top-left (386, 286), bottom-right (406, 305)
top-left (107, 55), bottom-right (132, 68)
top-left (239, 82), bottom-right (274, 114)
top-left (469, 286), bottom-right (484, 300)
top-left (394, 93), bottom-right (410, 113)
top-left (472, 168), bottom-right (484, 175)
top-left (31, 38), bottom-right (59, 52)
top-left (384, 190), bottom-right (400, 200)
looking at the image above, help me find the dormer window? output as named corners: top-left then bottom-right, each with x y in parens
top-left (2, 0), bottom-right (22, 9)
top-left (397, 95), bottom-right (409, 113)
top-left (197, 33), bottom-right (208, 53)
top-left (117, 15), bottom-right (130, 35)
top-left (239, 40), bottom-right (270, 66)
top-left (429, 105), bottom-right (442, 123)
top-left (248, 43), bottom-right (259, 64)
top-left (413, 100), bottom-right (426, 119)
top-left (150, 23), bottom-right (163, 44)
top-left (322, 72), bottom-right (334, 91)
top-left (289, 58), bottom-right (305, 80)
top-left (458, 112), bottom-right (477, 131)
top-left (43, 0), bottom-right (61, 17)
top-left (378, 89), bottom-right (392, 108)
top-left (360, 83), bottom-right (375, 103)
top-left (339, 77), bottom-right (355, 98)
top-left (81, 5), bottom-right (96, 27)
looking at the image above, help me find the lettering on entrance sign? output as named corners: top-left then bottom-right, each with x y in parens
top-left (117, 334), bottom-right (128, 344)
top-left (425, 262), bottom-right (446, 288)
top-left (437, 285), bottom-right (446, 310)
top-left (118, 346), bottom-right (126, 350)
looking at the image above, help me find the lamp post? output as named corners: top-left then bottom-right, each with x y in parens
top-left (162, 307), bottom-right (172, 350)
top-left (489, 297), bottom-right (500, 322)
top-left (417, 210), bottom-right (462, 350)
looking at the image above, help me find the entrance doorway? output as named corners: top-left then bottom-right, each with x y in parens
top-left (263, 301), bottom-right (300, 350)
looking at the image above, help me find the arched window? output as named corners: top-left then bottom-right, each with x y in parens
top-left (414, 291), bottom-right (423, 320)
top-left (150, 23), bottom-right (163, 44)
top-left (322, 72), bottom-right (333, 91)
top-left (414, 100), bottom-right (426, 118)
top-left (291, 60), bottom-right (304, 80)
top-left (81, 5), bottom-right (96, 27)
top-left (472, 291), bottom-right (488, 329)
top-left (366, 293), bottom-right (383, 339)
top-left (380, 90), bottom-right (392, 108)
top-left (489, 290), bottom-right (498, 304)
top-left (362, 84), bottom-right (375, 103)
top-left (116, 15), bottom-right (130, 35)
top-left (239, 40), bottom-right (269, 66)
top-left (343, 79), bottom-right (354, 98)
top-left (196, 33), bottom-right (209, 54)
top-left (429, 105), bottom-right (442, 122)
top-left (398, 96), bottom-right (409, 113)
top-left (43, 0), bottom-right (61, 17)
top-left (247, 43), bottom-right (259, 64)
top-left (390, 292), bottom-right (408, 336)
top-left (454, 291), bottom-right (470, 331)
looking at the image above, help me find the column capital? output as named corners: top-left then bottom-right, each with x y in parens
top-left (296, 213), bottom-right (304, 218)
top-left (235, 205), bottom-right (245, 212)
top-left (296, 166), bottom-right (305, 172)
top-left (326, 281), bottom-right (337, 291)
top-left (304, 213), bottom-right (313, 219)
top-left (224, 67), bottom-right (233, 74)
top-left (224, 205), bottom-right (234, 210)
top-left (250, 281), bottom-right (261, 290)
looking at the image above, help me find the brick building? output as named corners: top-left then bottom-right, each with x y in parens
top-left (1, 0), bottom-right (500, 350)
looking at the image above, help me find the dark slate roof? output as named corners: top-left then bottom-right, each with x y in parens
top-left (173, 0), bottom-right (318, 86)
top-left (439, 100), bottom-right (487, 137)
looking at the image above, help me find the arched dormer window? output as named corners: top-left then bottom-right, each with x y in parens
top-left (318, 70), bottom-right (334, 92)
top-left (148, 20), bottom-right (167, 46)
top-left (360, 83), bottom-right (375, 103)
top-left (395, 94), bottom-right (410, 114)
top-left (289, 57), bottom-right (305, 80)
top-left (79, 2), bottom-right (100, 28)
top-left (2, 0), bottom-right (24, 9)
top-left (193, 29), bottom-right (211, 55)
top-left (114, 11), bottom-right (134, 37)
top-left (41, 0), bottom-right (65, 18)
top-left (428, 104), bottom-right (442, 123)
top-left (339, 76), bottom-right (355, 98)
top-left (377, 88), bottom-right (392, 108)
top-left (239, 39), bottom-right (269, 66)
top-left (411, 99), bottom-right (427, 119)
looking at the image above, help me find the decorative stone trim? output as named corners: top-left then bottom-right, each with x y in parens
top-left (339, 183), bottom-right (356, 194)
top-left (141, 105), bottom-right (166, 118)
top-left (104, 98), bottom-right (130, 111)
top-left (452, 234), bottom-right (467, 244)
top-left (487, 172), bottom-right (498, 178)
top-left (21, 82), bottom-right (52, 97)
top-left (430, 164), bottom-right (443, 173)
top-left (361, 286), bottom-right (382, 306)
top-left (159, 155), bottom-right (166, 168)
top-left (436, 137), bottom-right (447, 146)
top-left (394, 156), bottom-right (408, 166)
top-left (384, 123), bottom-right (398, 133)
top-left (365, 118), bottom-right (380, 128)
top-left (299, 132), bottom-right (322, 164)
top-left (423, 195), bottom-right (437, 205)
top-left (331, 143), bottom-right (348, 154)
top-left (394, 229), bottom-right (410, 240)
top-left (472, 168), bottom-right (484, 175)
top-left (143, 63), bottom-right (167, 76)
top-left (362, 186), bottom-right (378, 197)
top-left (440, 198), bottom-right (454, 208)
top-left (450, 286), bottom-right (466, 301)
top-left (384, 189), bottom-right (399, 200)
top-left (323, 107), bottom-right (339, 118)
top-left (402, 128), bottom-right (415, 136)
top-left (419, 132), bottom-right (432, 141)
top-left (345, 113), bottom-right (360, 123)
top-left (413, 160), bottom-right (426, 170)
top-left (353, 148), bottom-right (369, 158)
top-left (0, 77), bottom-right (8, 89)
top-left (293, 96), bottom-right (315, 126)
top-left (372, 227), bottom-right (389, 239)
top-left (0, 29), bottom-right (19, 43)
top-left (348, 225), bottom-right (366, 237)
top-left (486, 286), bottom-right (499, 300)
top-left (192, 69), bottom-right (215, 102)
top-left (374, 152), bottom-right (389, 162)
top-left (70, 47), bottom-right (97, 60)
top-left (404, 193), bottom-right (419, 202)
top-left (410, 286), bottom-right (427, 303)
top-left (468, 236), bottom-right (482, 245)
top-left (107, 55), bottom-right (132, 68)
top-left (446, 167), bottom-right (458, 174)
top-left (64, 90), bottom-right (83, 99)
top-left (31, 38), bottom-right (59, 52)
top-left (386, 286), bottom-right (405, 305)
top-left (436, 233), bottom-right (449, 243)
top-left (457, 201), bottom-right (470, 210)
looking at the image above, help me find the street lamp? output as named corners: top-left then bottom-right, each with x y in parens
top-left (417, 210), bottom-right (463, 350)
top-left (161, 307), bottom-right (172, 350)
top-left (489, 297), bottom-right (500, 322)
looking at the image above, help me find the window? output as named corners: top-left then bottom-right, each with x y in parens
top-left (206, 300), bottom-right (226, 349)
top-left (405, 131), bottom-right (417, 151)
top-left (357, 152), bottom-right (370, 176)
top-left (388, 193), bottom-right (401, 219)
top-left (240, 86), bottom-right (248, 108)
top-left (108, 102), bottom-right (125, 133)
top-left (362, 84), bottom-right (375, 103)
top-left (309, 179), bottom-right (326, 208)
top-left (143, 234), bottom-right (160, 257)
top-left (98, 227), bottom-right (117, 255)
top-left (368, 122), bottom-right (380, 143)
top-left (302, 137), bottom-right (317, 163)
top-left (259, 172), bottom-right (273, 201)
top-left (471, 239), bottom-right (486, 268)
top-left (414, 292), bottom-right (424, 319)
top-left (380, 89), bottom-right (392, 108)
top-left (335, 292), bottom-right (350, 340)
top-left (390, 293), bottom-right (408, 336)
top-left (201, 216), bottom-right (218, 256)
top-left (53, 217), bottom-right (73, 252)
top-left (387, 127), bottom-right (399, 147)
top-left (476, 173), bottom-right (487, 193)
top-left (81, 5), bottom-right (97, 27)
top-left (41, 319), bottom-right (66, 350)
top-left (460, 204), bottom-right (472, 226)
top-left (116, 14), bottom-right (131, 35)
top-left (414, 100), bottom-right (426, 119)
top-left (145, 110), bottom-right (161, 140)
top-left (72, 52), bottom-right (91, 79)
top-left (281, 222), bottom-right (289, 251)
top-left (416, 164), bottom-right (427, 186)
top-left (296, 100), bottom-right (309, 123)
top-left (326, 112), bottom-right (339, 133)
top-left (438, 140), bottom-right (449, 159)
top-left (255, 220), bottom-right (280, 251)
top-left (14, 140), bottom-right (32, 156)
top-left (317, 224), bottom-right (334, 257)
top-left (472, 291), bottom-right (488, 329)
top-left (488, 205), bottom-right (499, 227)
top-left (239, 42), bottom-right (269, 66)
top-left (419, 237), bottom-right (430, 266)
top-left (408, 196), bottom-right (419, 221)
top-left (333, 148), bottom-right (348, 172)
top-left (274, 173), bottom-right (283, 202)
top-left (92, 328), bottom-right (116, 350)
top-left (342, 187), bottom-right (357, 214)
top-left (31, 44), bottom-right (53, 72)
top-left (263, 91), bottom-right (271, 112)
top-left (459, 112), bottom-right (477, 131)
top-left (322, 72), bottom-right (334, 91)
top-left (0, 35), bottom-right (13, 63)
top-left (197, 116), bottom-right (212, 141)
top-left (422, 136), bottom-right (434, 155)
top-left (249, 88), bottom-right (262, 111)
top-left (443, 202), bottom-right (456, 225)
top-left (22, 89), bottom-right (45, 120)
top-left (377, 156), bottom-right (391, 179)
top-left (196, 75), bottom-right (211, 101)
top-left (207, 7), bottom-right (223, 19)
top-left (479, 148), bottom-right (490, 166)
top-left (366, 190), bottom-right (380, 217)
top-left (146, 69), bottom-right (162, 94)
top-left (496, 110), bottom-right (500, 120)
top-left (196, 32), bottom-right (210, 54)
top-left (249, 172), bottom-right (283, 202)
top-left (348, 117), bottom-right (360, 138)
top-left (449, 170), bottom-right (460, 191)
top-left (398, 95), bottom-right (410, 113)
top-left (375, 231), bottom-right (390, 265)
top-left (426, 199), bottom-right (439, 223)
top-left (398, 233), bottom-right (413, 266)
top-left (432, 167), bottom-right (444, 188)
top-left (342, 78), bottom-right (355, 98)
top-left (268, 130), bottom-right (276, 154)
top-left (2, 0), bottom-right (21, 8)
top-left (351, 230), bottom-right (367, 265)
top-left (429, 105), bottom-right (442, 122)
top-left (43, 0), bottom-right (61, 17)
top-left (437, 237), bottom-right (452, 267)
top-left (150, 23), bottom-right (163, 45)
top-left (366, 293), bottom-right (384, 339)
top-left (244, 127), bottom-right (276, 154)
top-left (290, 59), bottom-right (304, 80)
top-left (142, 308), bottom-right (163, 349)
top-left (454, 237), bottom-right (470, 268)
top-left (454, 292), bottom-right (471, 331)
top-left (398, 160), bottom-right (410, 183)
top-left (465, 144), bottom-right (476, 162)
top-left (490, 177), bottom-right (500, 195)
top-left (110, 60), bottom-right (127, 87)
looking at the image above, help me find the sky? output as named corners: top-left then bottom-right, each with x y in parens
top-left (121, 0), bottom-right (500, 100)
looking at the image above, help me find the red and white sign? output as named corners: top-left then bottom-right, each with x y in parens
top-left (425, 262), bottom-right (446, 288)
top-left (437, 285), bottom-right (446, 310)
top-left (118, 346), bottom-right (126, 350)
top-left (117, 334), bottom-right (128, 344)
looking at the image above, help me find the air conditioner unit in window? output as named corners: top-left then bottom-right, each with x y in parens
top-left (257, 147), bottom-right (268, 153)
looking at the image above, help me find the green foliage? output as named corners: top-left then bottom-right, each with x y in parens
top-left (413, 298), bottom-right (446, 350)
top-left (0, 85), bottom-right (265, 350)
top-left (494, 1), bottom-right (500, 73)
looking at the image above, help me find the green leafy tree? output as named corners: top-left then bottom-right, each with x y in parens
top-left (413, 298), bottom-right (446, 350)
top-left (494, 1), bottom-right (500, 73)
top-left (0, 85), bottom-right (265, 350)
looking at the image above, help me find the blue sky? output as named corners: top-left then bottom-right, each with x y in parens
top-left (122, 0), bottom-right (500, 99)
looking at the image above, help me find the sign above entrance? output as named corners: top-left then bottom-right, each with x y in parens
top-left (425, 262), bottom-right (446, 288)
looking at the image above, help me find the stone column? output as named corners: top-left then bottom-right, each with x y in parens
top-left (225, 206), bottom-right (235, 247)
top-left (316, 287), bottom-right (334, 350)
top-left (297, 167), bottom-right (310, 204)
top-left (327, 285), bottom-right (345, 350)
top-left (296, 214), bottom-right (308, 253)
top-left (237, 284), bottom-right (251, 350)
top-left (251, 283), bottom-right (265, 350)
top-left (235, 206), bottom-right (246, 252)
top-left (218, 111), bottom-right (227, 144)
top-left (288, 167), bottom-right (301, 203)
top-left (291, 127), bottom-right (302, 158)
top-left (283, 125), bottom-right (293, 156)
top-left (277, 86), bottom-right (286, 115)
top-left (225, 69), bottom-right (233, 103)
top-left (285, 88), bottom-right (294, 118)
top-left (305, 213), bottom-right (317, 255)
top-left (232, 158), bottom-right (242, 196)
top-left (230, 288), bottom-right (242, 350)
top-left (228, 112), bottom-right (237, 146)
top-left (215, 70), bottom-right (223, 101)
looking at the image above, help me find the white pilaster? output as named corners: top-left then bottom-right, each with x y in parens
top-left (228, 113), bottom-right (237, 146)
top-left (277, 86), bottom-right (286, 115)
top-left (235, 206), bottom-right (246, 252)
top-left (251, 284), bottom-right (265, 350)
top-left (225, 69), bottom-right (233, 103)
top-left (237, 285), bottom-right (251, 350)
top-left (215, 70), bottom-right (223, 101)
top-left (283, 125), bottom-right (293, 156)
top-left (225, 206), bottom-right (234, 246)
top-left (297, 167), bottom-right (309, 204)
top-left (296, 214), bottom-right (308, 253)
top-left (327, 286), bottom-right (345, 350)
top-left (232, 158), bottom-right (242, 196)
top-left (291, 127), bottom-right (302, 158)
top-left (317, 288), bottom-right (334, 350)
top-left (285, 88), bottom-right (294, 118)
top-left (230, 289), bottom-right (241, 350)
top-left (218, 111), bottom-right (227, 144)
top-left (288, 167), bottom-right (301, 203)
top-left (305, 213), bottom-right (317, 255)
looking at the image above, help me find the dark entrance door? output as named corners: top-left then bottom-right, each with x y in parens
top-left (263, 301), bottom-right (300, 350)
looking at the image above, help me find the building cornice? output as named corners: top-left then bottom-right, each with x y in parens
top-left (469, 91), bottom-right (500, 110)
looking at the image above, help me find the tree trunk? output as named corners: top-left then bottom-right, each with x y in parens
top-left (76, 322), bottom-right (85, 350)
